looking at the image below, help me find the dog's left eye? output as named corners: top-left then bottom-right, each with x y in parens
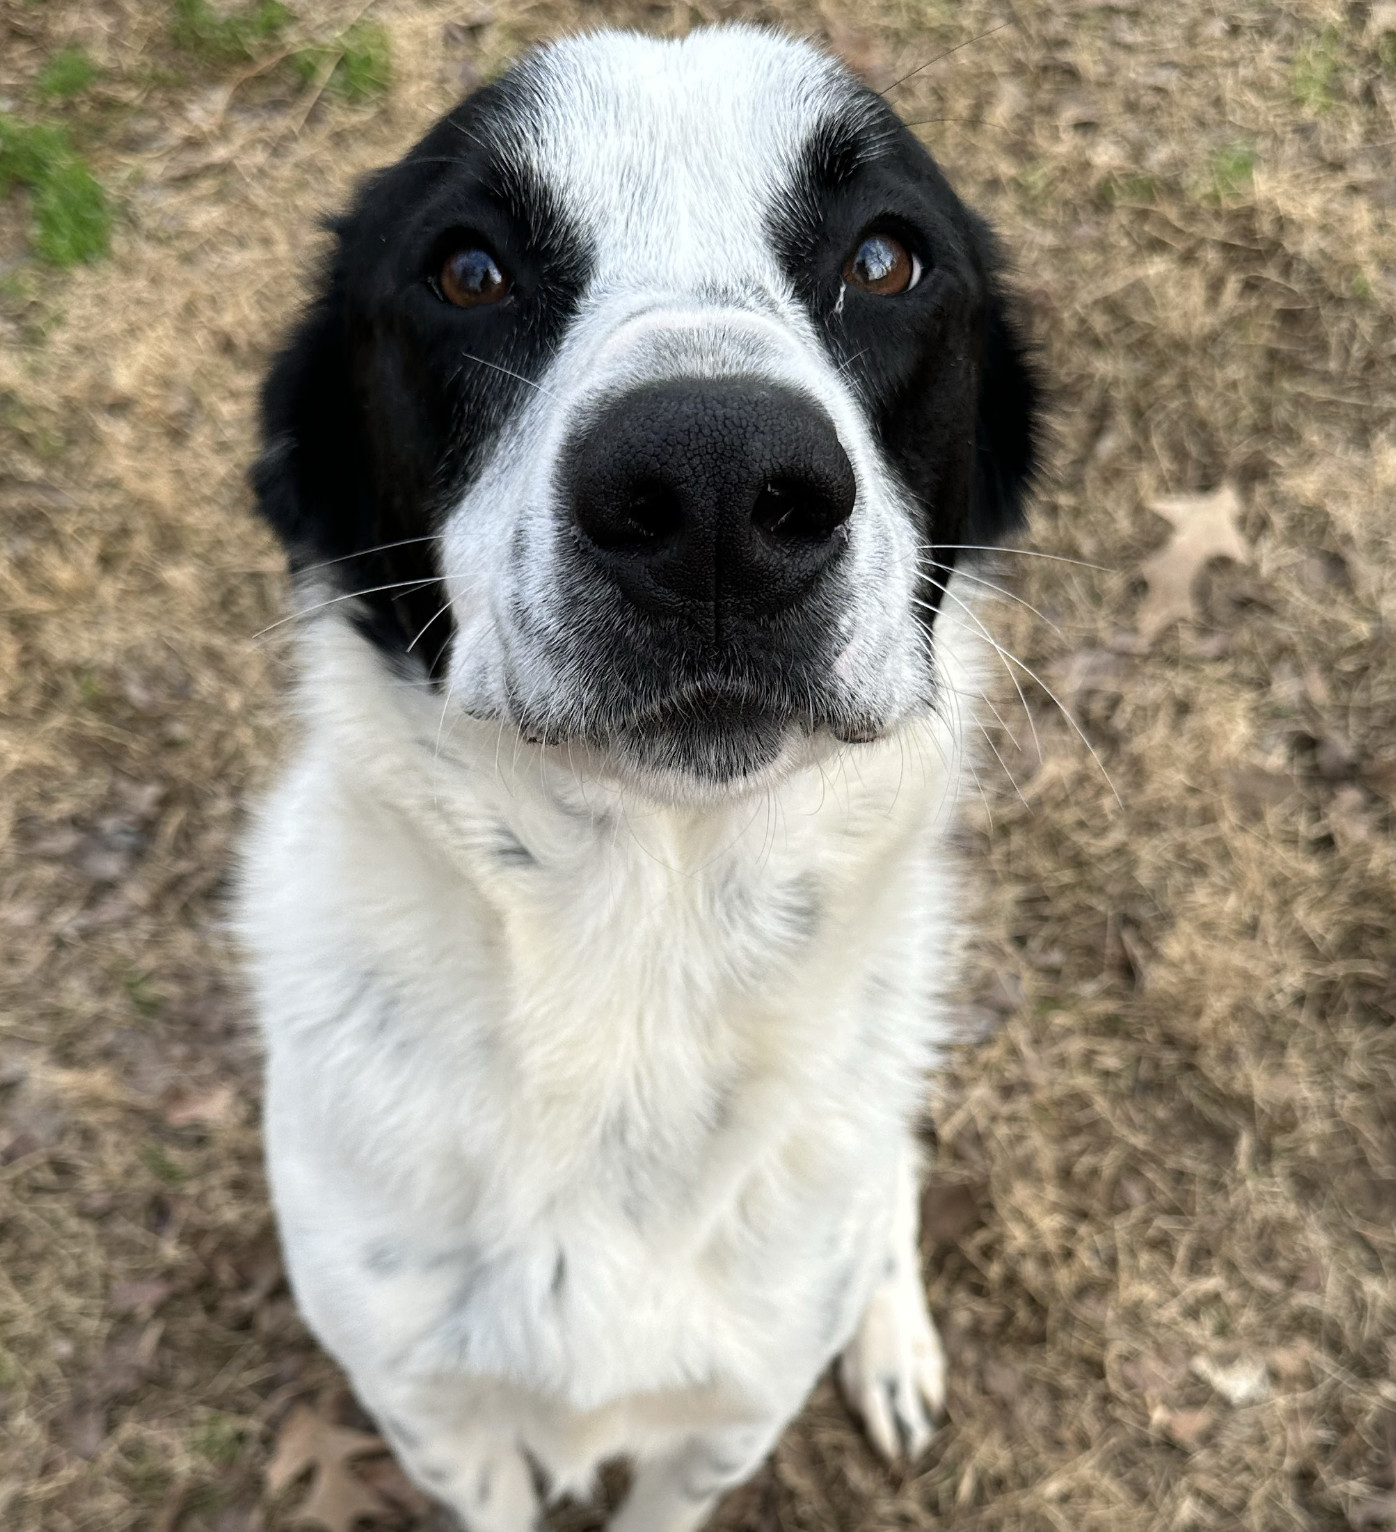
top-left (438, 246), bottom-right (511, 307)
top-left (843, 233), bottom-right (921, 296)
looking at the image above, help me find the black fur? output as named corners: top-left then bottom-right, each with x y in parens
top-left (252, 77), bottom-right (593, 677)
top-left (769, 90), bottom-right (1040, 599)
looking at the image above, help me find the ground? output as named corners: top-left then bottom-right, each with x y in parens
top-left (1, 1), bottom-right (1394, 1530)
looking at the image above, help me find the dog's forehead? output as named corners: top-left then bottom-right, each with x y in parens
top-left (497, 29), bottom-right (873, 281)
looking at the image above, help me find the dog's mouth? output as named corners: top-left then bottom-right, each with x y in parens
top-left (597, 680), bottom-right (885, 785)
top-left (500, 640), bottom-right (890, 786)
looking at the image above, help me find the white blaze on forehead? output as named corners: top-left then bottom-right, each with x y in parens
top-left (500, 27), bottom-right (869, 293)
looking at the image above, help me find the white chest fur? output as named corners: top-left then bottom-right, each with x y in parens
top-left (240, 608), bottom-right (977, 1457)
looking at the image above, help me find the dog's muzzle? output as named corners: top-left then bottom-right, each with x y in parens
top-left (561, 377), bottom-right (855, 643)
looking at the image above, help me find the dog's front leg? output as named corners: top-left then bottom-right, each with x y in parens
top-left (372, 1393), bottom-right (541, 1532)
top-left (838, 1139), bottom-right (947, 1460)
top-left (609, 1419), bottom-right (782, 1532)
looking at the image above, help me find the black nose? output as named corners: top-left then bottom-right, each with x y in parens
top-left (562, 379), bottom-right (856, 637)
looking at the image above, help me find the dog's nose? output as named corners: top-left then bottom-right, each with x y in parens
top-left (563, 379), bottom-right (856, 635)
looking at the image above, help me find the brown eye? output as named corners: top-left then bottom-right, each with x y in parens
top-left (843, 233), bottom-right (920, 296)
top-left (439, 247), bottom-right (510, 307)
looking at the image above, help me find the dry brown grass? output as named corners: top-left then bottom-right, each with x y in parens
top-left (2, 1), bottom-right (1394, 1529)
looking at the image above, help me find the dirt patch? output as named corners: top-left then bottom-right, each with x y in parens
top-left (1, 1), bottom-right (1393, 1530)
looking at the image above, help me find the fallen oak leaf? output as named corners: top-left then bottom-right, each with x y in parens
top-left (1149, 1403), bottom-right (1216, 1451)
top-left (108, 1278), bottom-right (174, 1316)
top-left (821, 13), bottom-right (888, 84)
top-left (161, 1082), bottom-right (237, 1126)
top-left (356, 1454), bottom-right (432, 1516)
top-left (265, 1405), bottom-right (393, 1531)
top-left (1136, 483), bottom-right (1249, 643)
top-left (1190, 1353), bottom-right (1270, 1406)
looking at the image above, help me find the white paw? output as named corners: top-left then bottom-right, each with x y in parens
top-left (838, 1270), bottom-right (947, 1461)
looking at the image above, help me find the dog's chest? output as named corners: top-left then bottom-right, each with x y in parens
top-left (254, 710), bottom-right (950, 1405)
top-left (276, 820), bottom-right (902, 1404)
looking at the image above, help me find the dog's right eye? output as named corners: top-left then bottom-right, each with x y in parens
top-left (438, 246), bottom-right (511, 308)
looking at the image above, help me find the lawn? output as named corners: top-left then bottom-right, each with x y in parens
top-left (1, 1), bottom-right (1393, 1529)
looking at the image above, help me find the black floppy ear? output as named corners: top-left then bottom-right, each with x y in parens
top-left (252, 261), bottom-right (375, 570)
top-left (968, 283), bottom-right (1041, 546)
top-left (249, 253), bottom-right (453, 674)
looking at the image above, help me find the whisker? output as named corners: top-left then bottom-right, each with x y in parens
top-left (916, 627), bottom-right (1018, 814)
top-left (290, 534), bottom-right (447, 577)
top-left (459, 351), bottom-right (561, 401)
top-left (253, 578), bottom-right (439, 638)
top-left (937, 674), bottom-right (1023, 754)
top-left (913, 585), bottom-right (1122, 807)
top-left (406, 600), bottom-right (454, 654)
top-left (877, 22), bottom-right (1013, 97)
top-left (948, 544), bottom-right (1111, 572)
top-left (917, 552), bottom-right (1064, 637)
top-left (912, 579), bottom-right (1044, 770)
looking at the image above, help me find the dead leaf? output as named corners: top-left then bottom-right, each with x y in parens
top-left (1328, 784), bottom-right (1374, 847)
top-left (1352, 1493), bottom-right (1396, 1529)
top-left (162, 1082), bottom-right (237, 1126)
top-left (1117, 1351), bottom-right (1188, 1400)
top-left (1190, 1353), bottom-right (1270, 1406)
top-left (988, 79), bottom-right (1029, 129)
top-left (822, 16), bottom-right (887, 85)
top-left (1227, 766), bottom-right (1299, 818)
top-left (922, 1178), bottom-right (988, 1247)
top-left (265, 1405), bottom-right (393, 1531)
top-left (1369, 3), bottom-right (1396, 40)
top-left (62, 1404), bottom-right (108, 1460)
top-left (356, 1455), bottom-right (432, 1515)
top-left (1150, 1403), bottom-right (1216, 1450)
top-left (1136, 484), bottom-right (1249, 643)
top-left (443, 2), bottom-right (494, 37)
top-left (1050, 646), bottom-right (1128, 714)
top-left (108, 1279), bottom-right (174, 1316)
top-left (1267, 1340), bottom-right (1315, 1384)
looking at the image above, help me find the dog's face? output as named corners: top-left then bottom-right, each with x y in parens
top-left (255, 27), bottom-right (1037, 790)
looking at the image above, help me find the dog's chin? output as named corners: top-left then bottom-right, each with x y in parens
top-left (615, 692), bottom-right (796, 791)
top-left (522, 688), bottom-right (888, 803)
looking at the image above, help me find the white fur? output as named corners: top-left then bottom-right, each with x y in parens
top-left (242, 27), bottom-right (993, 1531)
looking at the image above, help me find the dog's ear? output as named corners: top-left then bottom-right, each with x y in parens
top-left (249, 251), bottom-right (452, 672)
top-left (252, 261), bottom-right (375, 569)
top-left (968, 280), bottom-right (1041, 546)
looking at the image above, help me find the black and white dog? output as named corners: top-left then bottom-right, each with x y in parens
top-left (240, 25), bottom-right (1037, 1532)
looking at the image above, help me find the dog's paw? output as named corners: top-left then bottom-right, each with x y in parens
top-left (838, 1269), bottom-right (947, 1461)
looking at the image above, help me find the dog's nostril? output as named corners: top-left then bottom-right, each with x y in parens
top-left (580, 480), bottom-right (683, 553)
top-left (621, 483), bottom-right (682, 546)
top-left (751, 477), bottom-right (853, 546)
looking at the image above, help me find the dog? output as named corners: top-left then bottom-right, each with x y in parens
top-left (240, 24), bottom-right (1037, 1532)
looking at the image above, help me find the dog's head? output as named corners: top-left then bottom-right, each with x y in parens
top-left (255, 27), bottom-right (1038, 791)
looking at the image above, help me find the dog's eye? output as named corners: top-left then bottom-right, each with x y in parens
top-left (439, 247), bottom-right (510, 307)
top-left (843, 233), bottom-right (920, 296)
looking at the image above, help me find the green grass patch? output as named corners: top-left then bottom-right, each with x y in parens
top-left (141, 1143), bottom-right (186, 1184)
top-left (172, 0), bottom-right (291, 64)
top-left (290, 19), bottom-right (392, 100)
top-left (1104, 171), bottom-right (1157, 206)
top-left (122, 967), bottom-right (162, 1016)
top-left (189, 1413), bottom-right (246, 1467)
top-left (1293, 28), bottom-right (1341, 113)
top-left (1205, 143), bottom-right (1255, 204)
top-left (37, 46), bottom-right (99, 100)
top-left (0, 113), bottom-right (110, 265)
